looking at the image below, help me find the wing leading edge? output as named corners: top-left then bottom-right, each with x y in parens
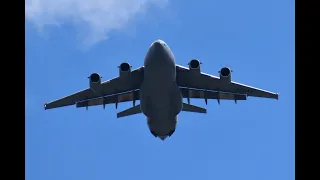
top-left (176, 65), bottom-right (278, 100)
top-left (44, 67), bottom-right (144, 110)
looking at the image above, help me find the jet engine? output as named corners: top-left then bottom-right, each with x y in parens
top-left (188, 59), bottom-right (201, 73)
top-left (89, 73), bottom-right (102, 93)
top-left (119, 62), bottom-right (132, 80)
top-left (219, 67), bottom-right (232, 84)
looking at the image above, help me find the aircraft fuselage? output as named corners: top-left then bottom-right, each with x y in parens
top-left (139, 40), bottom-right (183, 140)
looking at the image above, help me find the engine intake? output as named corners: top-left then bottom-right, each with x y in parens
top-left (119, 62), bottom-right (132, 80)
top-left (120, 62), bottom-right (130, 72)
top-left (90, 73), bottom-right (101, 83)
top-left (219, 67), bottom-right (232, 84)
top-left (89, 73), bottom-right (102, 93)
top-left (189, 59), bottom-right (200, 69)
top-left (189, 59), bottom-right (201, 73)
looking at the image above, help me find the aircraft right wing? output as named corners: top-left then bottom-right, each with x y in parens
top-left (180, 87), bottom-right (247, 104)
top-left (44, 66), bottom-right (144, 110)
top-left (176, 64), bottom-right (279, 100)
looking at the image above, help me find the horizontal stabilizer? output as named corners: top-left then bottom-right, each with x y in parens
top-left (182, 103), bottom-right (207, 114)
top-left (117, 104), bottom-right (142, 118)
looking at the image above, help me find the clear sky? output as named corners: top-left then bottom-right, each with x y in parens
top-left (26, 0), bottom-right (294, 180)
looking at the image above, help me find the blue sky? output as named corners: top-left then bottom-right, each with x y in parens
top-left (26, 0), bottom-right (294, 179)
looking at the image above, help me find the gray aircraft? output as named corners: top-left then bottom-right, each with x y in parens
top-left (44, 39), bottom-right (279, 140)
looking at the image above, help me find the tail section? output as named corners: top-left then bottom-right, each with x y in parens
top-left (182, 103), bottom-right (207, 114)
top-left (118, 103), bottom-right (206, 117)
top-left (117, 104), bottom-right (142, 118)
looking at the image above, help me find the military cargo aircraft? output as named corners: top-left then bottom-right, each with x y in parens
top-left (44, 39), bottom-right (278, 140)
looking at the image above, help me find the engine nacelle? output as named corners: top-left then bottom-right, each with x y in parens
top-left (219, 67), bottom-right (232, 84)
top-left (89, 73), bottom-right (102, 93)
top-left (188, 59), bottom-right (201, 73)
top-left (119, 62), bottom-right (132, 80)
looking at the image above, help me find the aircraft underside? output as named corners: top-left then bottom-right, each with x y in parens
top-left (44, 39), bottom-right (279, 141)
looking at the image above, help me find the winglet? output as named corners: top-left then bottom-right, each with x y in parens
top-left (44, 103), bottom-right (47, 110)
top-left (276, 93), bottom-right (279, 100)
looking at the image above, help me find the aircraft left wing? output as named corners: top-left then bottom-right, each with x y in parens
top-left (44, 66), bottom-right (144, 110)
top-left (176, 64), bottom-right (278, 99)
top-left (75, 90), bottom-right (140, 109)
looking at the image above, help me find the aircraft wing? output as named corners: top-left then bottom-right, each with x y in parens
top-left (44, 67), bottom-right (144, 110)
top-left (176, 65), bottom-right (278, 99)
top-left (180, 87), bottom-right (247, 102)
top-left (75, 90), bottom-right (140, 109)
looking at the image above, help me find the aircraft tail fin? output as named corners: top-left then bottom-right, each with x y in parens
top-left (117, 104), bottom-right (142, 118)
top-left (182, 103), bottom-right (207, 114)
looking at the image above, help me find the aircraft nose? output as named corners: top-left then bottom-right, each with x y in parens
top-left (151, 40), bottom-right (164, 50)
top-left (145, 39), bottom-right (170, 66)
